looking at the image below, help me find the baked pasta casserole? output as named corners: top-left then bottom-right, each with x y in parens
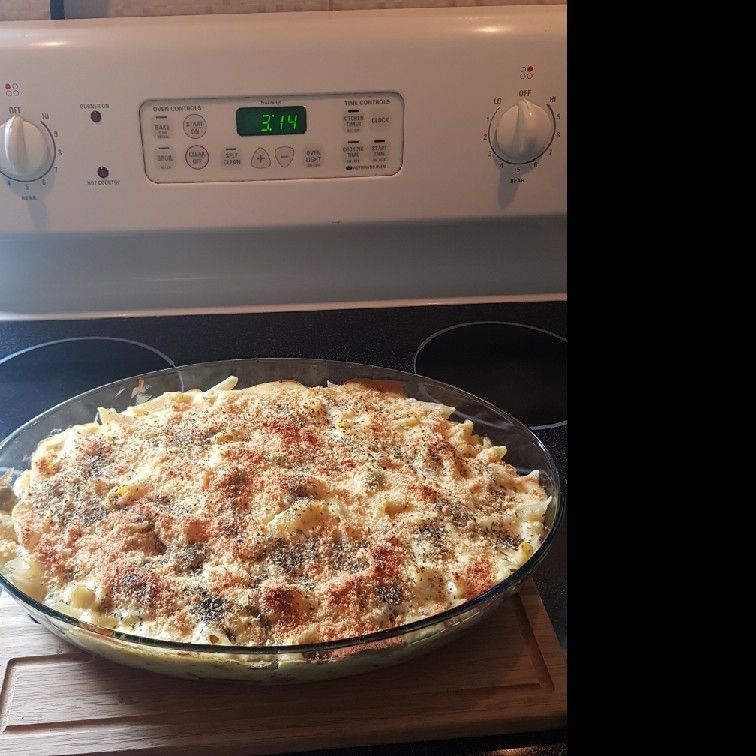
top-left (0, 377), bottom-right (550, 646)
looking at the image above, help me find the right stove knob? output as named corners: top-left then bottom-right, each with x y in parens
top-left (493, 99), bottom-right (554, 164)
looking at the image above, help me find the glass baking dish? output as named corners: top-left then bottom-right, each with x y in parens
top-left (0, 358), bottom-right (563, 683)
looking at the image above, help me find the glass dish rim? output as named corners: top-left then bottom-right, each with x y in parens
top-left (0, 357), bottom-right (564, 655)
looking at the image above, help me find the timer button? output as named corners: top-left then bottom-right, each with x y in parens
top-left (251, 147), bottom-right (272, 169)
top-left (343, 109), bottom-right (365, 133)
top-left (185, 144), bottom-right (209, 169)
top-left (275, 146), bottom-right (295, 167)
top-left (183, 114), bottom-right (207, 139)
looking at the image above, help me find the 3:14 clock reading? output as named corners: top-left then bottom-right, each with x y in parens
top-left (236, 106), bottom-right (307, 136)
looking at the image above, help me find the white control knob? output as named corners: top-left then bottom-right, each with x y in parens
top-left (494, 99), bottom-right (553, 163)
top-left (0, 116), bottom-right (54, 181)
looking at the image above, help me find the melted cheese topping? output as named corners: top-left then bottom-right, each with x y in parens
top-left (1, 378), bottom-right (549, 646)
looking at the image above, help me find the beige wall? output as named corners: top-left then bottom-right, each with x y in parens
top-left (2, 1), bottom-right (564, 22)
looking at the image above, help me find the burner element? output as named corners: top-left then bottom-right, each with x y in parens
top-left (414, 321), bottom-right (566, 429)
top-left (0, 337), bottom-right (174, 439)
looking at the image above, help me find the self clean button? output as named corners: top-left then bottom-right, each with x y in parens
top-left (222, 147), bottom-right (242, 169)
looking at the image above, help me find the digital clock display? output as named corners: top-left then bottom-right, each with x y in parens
top-left (236, 106), bottom-right (307, 136)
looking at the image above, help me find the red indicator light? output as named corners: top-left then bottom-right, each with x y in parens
top-left (527, 66), bottom-right (534, 72)
top-left (4, 84), bottom-right (10, 90)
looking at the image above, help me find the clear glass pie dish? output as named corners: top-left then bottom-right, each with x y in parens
top-left (0, 358), bottom-right (563, 683)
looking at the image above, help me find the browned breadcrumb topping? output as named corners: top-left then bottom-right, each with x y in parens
top-left (7, 379), bottom-right (548, 645)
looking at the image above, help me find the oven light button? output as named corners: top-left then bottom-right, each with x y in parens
top-left (303, 146), bottom-right (323, 168)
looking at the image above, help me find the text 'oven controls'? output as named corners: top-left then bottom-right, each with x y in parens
top-left (0, 115), bottom-right (55, 181)
top-left (492, 99), bottom-right (553, 164)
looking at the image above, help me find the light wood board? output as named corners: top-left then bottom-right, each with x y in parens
top-left (0, 579), bottom-right (565, 755)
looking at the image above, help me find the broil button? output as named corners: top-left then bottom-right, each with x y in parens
top-left (153, 146), bottom-right (176, 170)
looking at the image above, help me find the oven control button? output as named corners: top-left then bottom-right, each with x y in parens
top-left (492, 99), bottom-right (553, 164)
top-left (183, 114), bottom-right (207, 139)
top-left (154, 146), bottom-right (176, 170)
top-left (152, 116), bottom-right (171, 139)
top-left (185, 144), bottom-right (209, 169)
top-left (275, 146), bottom-right (294, 167)
top-left (0, 115), bottom-right (54, 182)
top-left (251, 147), bottom-right (271, 169)
top-left (222, 147), bottom-right (242, 169)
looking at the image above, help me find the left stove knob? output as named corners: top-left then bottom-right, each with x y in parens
top-left (0, 116), bottom-right (54, 182)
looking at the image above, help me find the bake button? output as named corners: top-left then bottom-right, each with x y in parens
top-left (222, 147), bottom-right (242, 169)
top-left (183, 114), bottom-right (207, 139)
top-left (152, 116), bottom-right (171, 139)
top-left (275, 145), bottom-right (295, 167)
top-left (185, 144), bottom-right (209, 170)
top-left (251, 147), bottom-right (271, 169)
top-left (303, 146), bottom-right (323, 168)
top-left (369, 109), bottom-right (392, 131)
top-left (153, 146), bottom-right (176, 170)
top-left (371, 139), bottom-right (390, 163)
top-left (343, 109), bottom-right (365, 133)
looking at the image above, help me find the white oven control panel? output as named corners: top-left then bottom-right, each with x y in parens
top-left (141, 94), bottom-right (403, 183)
top-left (0, 6), bottom-right (565, 235)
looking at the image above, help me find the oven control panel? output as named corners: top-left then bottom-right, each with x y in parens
top-left (141, 94), bottom-right (403, 183)
top-left (0, 6), bottom-right (565, 234)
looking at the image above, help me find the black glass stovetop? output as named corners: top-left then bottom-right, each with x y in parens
top-left (0, 300), bottom-right (567, 755)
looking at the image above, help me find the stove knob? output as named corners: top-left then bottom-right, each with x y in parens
top-left (494, 99), bottom-right (553, 164)
top-left (0, 115), bottom-right (54, 182)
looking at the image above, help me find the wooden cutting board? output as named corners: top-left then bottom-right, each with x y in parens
top-left (0, 579), bottom-right (565, 755)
